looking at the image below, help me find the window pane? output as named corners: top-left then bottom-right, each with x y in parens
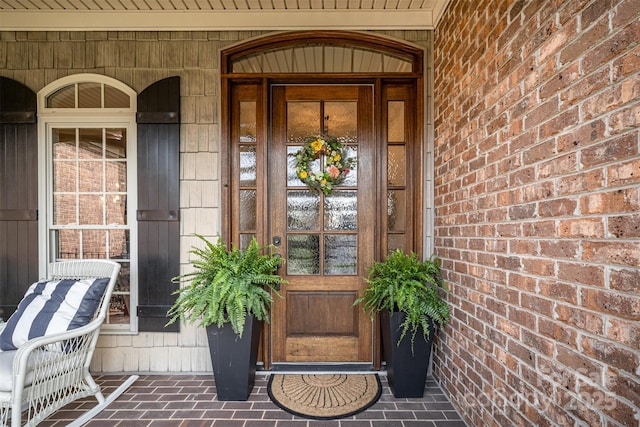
top-left (388, 101), bottom-right (405, 142)
top-left (78, 161), bottom-right (104, 192)
top-left (107, 195), bottom-right (127, 225)
top-left (104, 85), bottom-right (130, 108)
top-left (110, 230), bottom-right (130, 259)
top-left (78, 82), bottom-right (101, 108)
top-left (388, 145), bottom-right (406, 187)
top-left (239, 145), bottom-right (256, 186)
top-left (288, 190), bottom-right (320, 231)
top-left (53, 128), bottom-right (76, 159)
top-left (106, 161), bottom-right (127, 192)
top-left (106, 128), bottom-right (127, 158)
top-left (53, 194), bottom-right (77, 225)
top-left (78, 129), bottom-right (103, 159)
top-left (108, 262), bottom-right (130, 324)
top-left (324, 234), bottom-right (357, 275)
top-left (239, 190), bottom-right (256, 231)
top-left (287, 234), bottom-right (320, 275)
top-left (82, 229), bottom-right (107, 258)
top-left (324, 190), bottom-right (357, 231)
top-left (55, 229), bottom-right (80, 259)
top-left (353, 50), bottom-right (383, 73)
top-left (79, 194), bottom-right (104, 225)
top-left (108, 294), bottom-right (130, 324)
top-left (384, 55), bottom-right (413, 73)
top-left (47, 85), bottom-right (75, 108)
top-left (232, 45), bottom-right (413, 74)
top-left (53, 160), bottom-right (76, 193)
top-left (388, 190), bottom-right (406, 231)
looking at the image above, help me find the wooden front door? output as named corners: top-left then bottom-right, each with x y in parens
top-left (269, 85), bottom-right (374, 364)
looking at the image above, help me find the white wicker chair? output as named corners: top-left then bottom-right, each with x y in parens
top-left (0, 260), bottom-right (120, 427)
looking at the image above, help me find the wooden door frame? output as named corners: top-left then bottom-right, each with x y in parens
top-left (220, 31), bottom-right (425, 370)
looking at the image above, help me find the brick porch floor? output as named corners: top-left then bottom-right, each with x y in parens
top-left (39, 373), bottom-right (467, 427)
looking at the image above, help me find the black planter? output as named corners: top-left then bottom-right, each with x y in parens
top-left (206, 315), bottom-right (261, 401)
top-left (381, 310), bottom-right (435, 398)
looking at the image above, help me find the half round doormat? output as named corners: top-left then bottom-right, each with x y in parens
top-left (268, 373), bottom-right (381, 420)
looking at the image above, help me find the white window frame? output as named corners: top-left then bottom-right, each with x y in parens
top-left (37, 74), bottom-right (138, 333)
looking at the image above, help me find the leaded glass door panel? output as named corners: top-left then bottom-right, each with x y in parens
top-left (270, 85), bottom-right (374, 363)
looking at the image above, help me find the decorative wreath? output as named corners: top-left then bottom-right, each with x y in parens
top-left (292, 136), bottom-right (355, 195)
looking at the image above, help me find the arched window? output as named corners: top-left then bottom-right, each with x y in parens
top-left (38, 74), bottom-right (137, 332)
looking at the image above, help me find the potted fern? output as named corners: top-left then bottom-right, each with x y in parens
top-left (355, 249), bottom-right (449, 398)
top-left (167, 235), bottom-right (284, 400)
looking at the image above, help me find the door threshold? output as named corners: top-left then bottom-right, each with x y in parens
top-left (268, 363), bottom-right (378, 373)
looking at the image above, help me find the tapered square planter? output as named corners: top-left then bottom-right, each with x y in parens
top-left (206, 315), bottom-right (261, 401)
top-left (381, 310), bottom-right (435, 398)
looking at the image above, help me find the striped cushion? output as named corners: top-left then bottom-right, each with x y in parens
top-left (0, 278), bottom-right (109, 351)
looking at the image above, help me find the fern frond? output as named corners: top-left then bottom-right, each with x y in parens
top-left (166, 235), bottom-right (285, 337)
top-left (354, 248), bottom-right (450, 352)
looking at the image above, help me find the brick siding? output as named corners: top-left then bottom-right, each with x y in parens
top-left (433, 1), bottom-right (639, 426)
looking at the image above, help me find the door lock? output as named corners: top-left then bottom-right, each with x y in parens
top-left (273, 236), bottom-right (281, 246)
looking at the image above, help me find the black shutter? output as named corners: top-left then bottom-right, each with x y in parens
top-left (136, 76), bottom-right (181, 332)
top-left (0, 77), bottom-right (38, 320)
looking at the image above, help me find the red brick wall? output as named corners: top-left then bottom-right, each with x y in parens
top-left (432, 1), bottom-right (639, 426)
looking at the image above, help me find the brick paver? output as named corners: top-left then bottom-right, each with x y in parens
top-left (38, 374), bottom-right (467, 426)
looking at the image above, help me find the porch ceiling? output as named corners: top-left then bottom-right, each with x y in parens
top-left (0, 0), bottom-right (450, 31)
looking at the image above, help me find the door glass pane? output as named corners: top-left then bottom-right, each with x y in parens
top-left (287, 234), bottom-right (320, 275)
top-left (388, 234), bottom-right (405, 254)
top-left (388, 190), bottom-right (406, 231)
top-left (324, 234), bottom-right (357, 275)
top-left (324, 102), bottom-right (357, 143)
top-left (287, 102), bottom-right (320, 143)
top-left (240, 234), bottom-right (256, 251)
top-left (388, 145), bottom-right (406, 186)
top-left (388, 101), bottom-right (405, 142)
top-left (239, 190), bottom-right (257, 230)
top-left (288, 145), bottom-right (321, 186)
top-left (324, 190), bottom-right (357, 231)
top-left (287, 190), bottom-right (320, 231)
top-left (240, 145), bottom-right (257, 186)
top-left (341, 146), bottom-right (358, 187)
top-left (240, 101), bottom-right (257, 142)
top-left (78, 82), bottom-right (102, 108)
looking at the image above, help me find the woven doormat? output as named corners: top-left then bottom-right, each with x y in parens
top-left (268, 373), bottom-right (381, 420)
